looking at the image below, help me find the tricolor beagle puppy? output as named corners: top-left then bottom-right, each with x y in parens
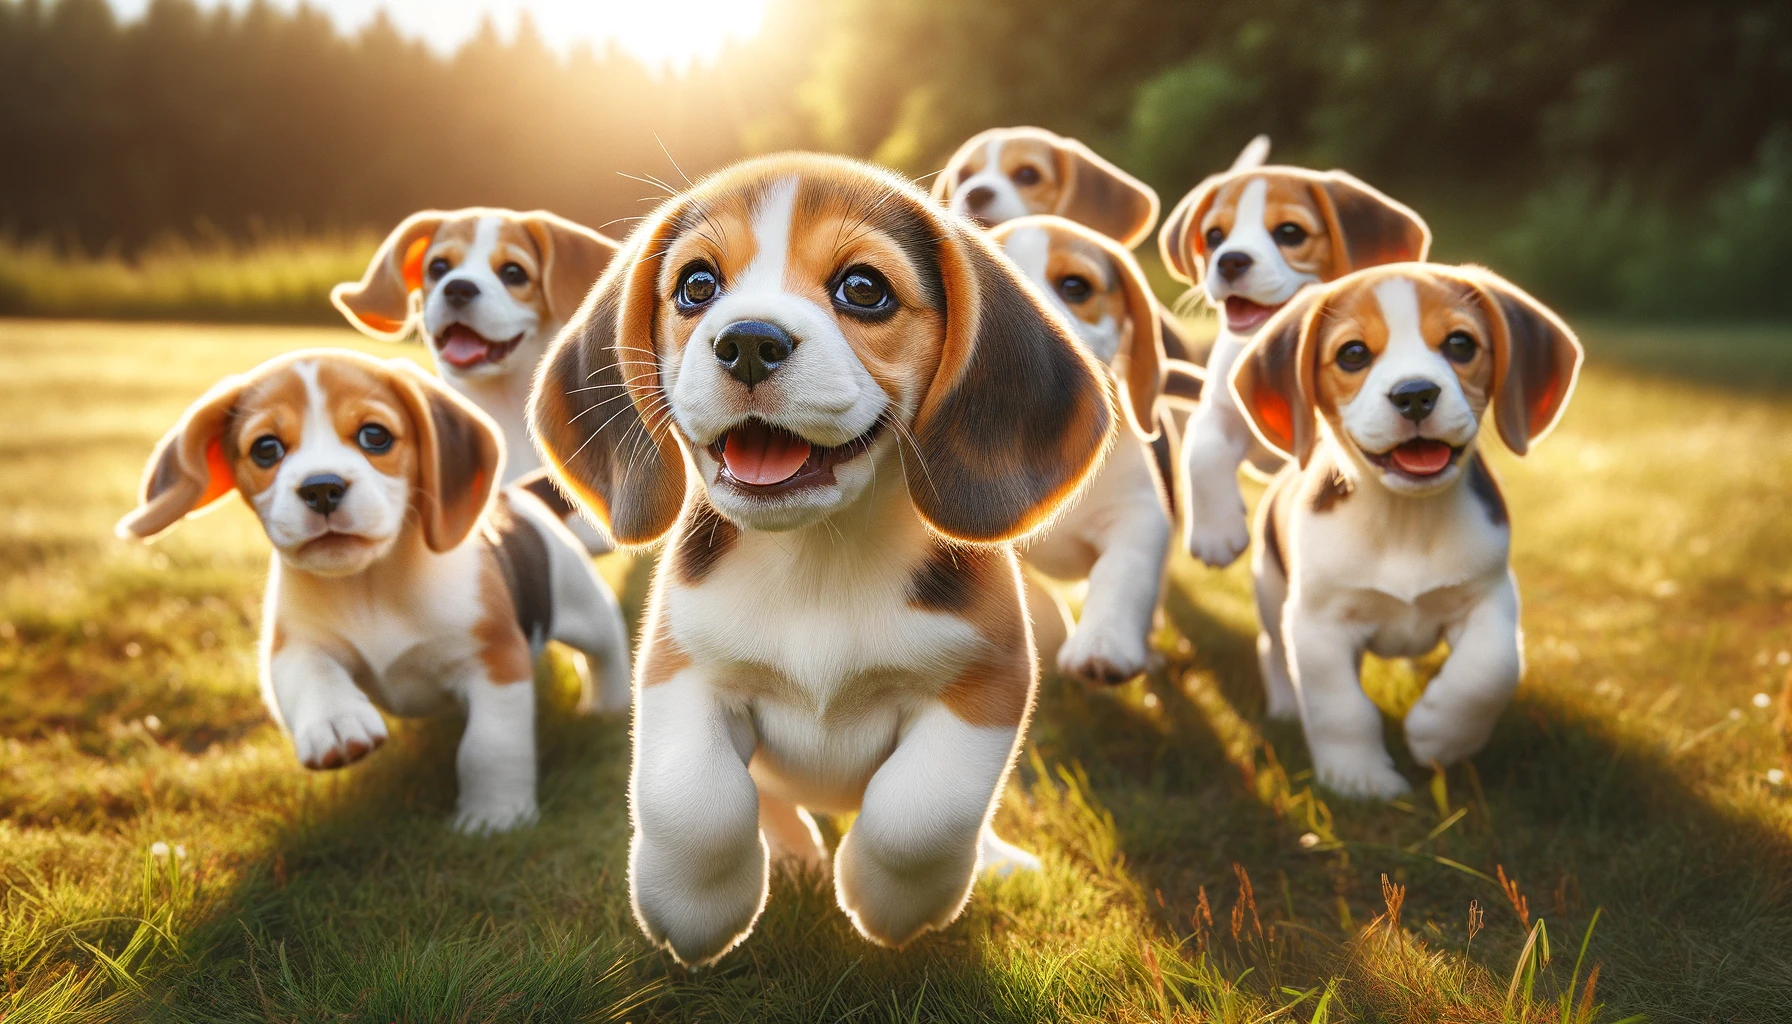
top-left (990, 215), bottom-right (1172, 684)
top-left (1160, 154), bottom-right (1430, 567)
top-left (530, 154), bottom-right (1114, 964)
top-left (332, 208), bottom-right (618, 487)
top-left (1233, 264), bottom-right (1581, 799)
top-left (116, 350), bottom-right (633, 832)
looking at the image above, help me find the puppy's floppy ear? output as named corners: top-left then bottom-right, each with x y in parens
top-left (1053, 137), bottom-right (1160, 249)
top-left (520, 211), bottom-right (619, 324)
top-left (332, 211), bottom-right (449, 340)
top-left (1309, 172), bottom-right (1430, 276)
top-left (1229, 288), bottom-right (1325, 467)
top-left (1461, 267), bottom-right (1583, 456)
top-left (116, 376), bottom-right (246, 541)
top-left (1157, 174), bottom-right (1223, 285)
top-left (1107, 238), bottom-right (1166, 441)
top-left (528, 220), bottom-right (687, 545)
top-left (911, 221), bottom-right (1116, 542)
top-left (386, 361), bottom-right (503, 553)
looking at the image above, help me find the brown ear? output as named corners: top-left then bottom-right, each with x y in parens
top-left (1309, 172), bottom-right (1430, 277)
top-left (520, 211), bottom-right (619, 324)
top-left (115, 377), bottom-right (246, 540)
top-left (388, 362), bottom-right (503, 552)
top-left (1462, 268), bottom-right (1583, 456)
top-left (527, 221), bottom-right (688, 545)
top-left (910, 222), bottom-right (1116, 542)
top-left (1157, 174), bottom-right (1223, 285)
top-left (1229, 289), bottom-right (1324, 467)
top-left (1054, 138), bottom-right (1160, 249)
top-left (332, 211), bottom-right (448, 340)
top-left (1109, 242), bottom-right (1166, 441)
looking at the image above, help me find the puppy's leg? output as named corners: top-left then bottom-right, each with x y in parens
top-left (1023, 572), bottom-right (1072, 674)
top-left (835, 702), bottom-right (1021, 947)
top-left (453, 675), bottom-right (538, 833)
top-left (1179, 334), bottom-right (1255, 567)
top-left (547, 540), bottom-right (633, 714)
top-left (1252, 541), bottom-right (1299, 721)
top-left (759, 791), bottom-right (829, 877)
top-left (629, 668), bottom-right (767, 967)
top-left (1404, 572), bottom-right (1523, 767)
top-left (1286, 608), bottom-right (1409, 799)
top-left (266, 644), bottom-right (388, 770)
top-left (1057, 495), bottom-right (1171, 684)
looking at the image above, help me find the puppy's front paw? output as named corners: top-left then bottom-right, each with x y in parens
top-left (1057, 623), bottom-right (1149, 685)
top-left (1264, 689), bottom-right (1302, 723)
top-left (1183, 506), bottom-right (1250, 568)
top-left (452, 797), bottom-right (539, 835)
top-left (292, 704), bottom-right (388, 770)
top-left (1314, 752), bottom-right (1410, 801)
top-left (1404, 701), bottom-right (1495, 768)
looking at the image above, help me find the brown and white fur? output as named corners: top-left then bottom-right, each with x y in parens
top-left (530, 154), bottom-right (1114, 964)
top-left (990, 216), bottom-right (1172, 684)
top-left (117, 350), bottom-right (633, 832)
top-left (1232, 264), bottom-right (1581, 799)
top-left (333, 209), bottom-right (617, 493)
top-left (1161, 150), bottom-right (1430, 567)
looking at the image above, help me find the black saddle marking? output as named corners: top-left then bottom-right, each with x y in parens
top-left (482, 492), bottom-right (554, 646)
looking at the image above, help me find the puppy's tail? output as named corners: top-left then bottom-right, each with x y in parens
top-left (1231, 135), bottom-right (1272, 172)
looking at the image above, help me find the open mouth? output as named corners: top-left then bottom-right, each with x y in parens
top-left (707, 418), bottom-right (885, 494)
top-left (1224, 297), bottom-right (1283, 333)
top-left (296, 531), bottom-right (380, 557)
top-left (1365, 438), bottom-right (1462, 480)
top-left (435, 324), bottom-right (523, 370)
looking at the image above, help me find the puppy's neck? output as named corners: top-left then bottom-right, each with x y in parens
top-left (736, 448), bottom-right (930, 570)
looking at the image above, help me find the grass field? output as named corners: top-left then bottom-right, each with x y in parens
top-left (3, 317), bottom-right (1792, 1022)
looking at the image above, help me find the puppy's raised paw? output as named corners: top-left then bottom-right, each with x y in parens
top-left (1314, 755), bottom-right (1411, 801)
top-left (1403, 702), bottom-right (1494, 768)
top-left (1183, 508), bottom-right (1251, 568)
top-left (293, 706), bottom-right (388, 770)
top-left (1057, 625), bottom-right (1148, 685)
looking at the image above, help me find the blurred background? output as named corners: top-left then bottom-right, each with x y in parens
top-left (1, 0), bottom-right (1787, 322)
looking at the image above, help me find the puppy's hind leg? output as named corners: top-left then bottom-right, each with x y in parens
top-left (548, 545), bottom-right (633, 714)
top-left (1251, 492), bottom-right (1299, 722)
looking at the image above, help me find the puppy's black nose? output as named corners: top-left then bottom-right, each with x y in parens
top-left (964, 185), bottom-right (996, 211)
top-left (442, 279), bottom-right (479, 307)
top-left (297, 473), bottom-right (348, 515)
top-left (1388, 379), bottom-right (1442, 424)
top-left (1216, 251), bottom-right (1254, 282)
top-left (714, 320), bottom-right (794, 390)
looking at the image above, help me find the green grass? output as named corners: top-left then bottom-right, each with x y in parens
top-left (2, 317), bottom-right (1790, 1021)
top-left (0, 235), bottom-right (378, 326)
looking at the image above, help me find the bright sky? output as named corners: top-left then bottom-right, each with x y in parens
top-left (106, 0), bottom-right (772, 66)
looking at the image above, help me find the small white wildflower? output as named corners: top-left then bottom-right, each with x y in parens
top-left (1768, 769), bottom-right (1786, 786)
top-left (144, 714), bottom-right (161, 732)
top-left (1298, 832), bottom-right (1321, 849)
top-left (174, 845), bottom-right (187, 859)
top-left (1142, 692), bottom-right (1160, 709)
top-left (1754, 693), bottom-right (1773, 709)
top-left (123, 642), bottom-right (142, 659)
top-left (150, 841), bottom-right (170, 858)
top-left (1729, 708), bottom-right (1744, 721)
top-left (1779, 651), bottom-right (1791, 667)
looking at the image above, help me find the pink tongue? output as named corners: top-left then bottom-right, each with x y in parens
top-left (437, 326), bottom-right (491, 368)
top-left (722, 422), bottom-right (812, 485)
top-left (1225, 297), bottom-right (1278, 332)
top-left (1391, 439), bottom-right (1453, 476)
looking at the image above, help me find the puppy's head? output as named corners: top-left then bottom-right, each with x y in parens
top-left (531, 153), bottom-right (1115, 543)
top-left (117, 350), bottom-right (502, 575)
top-left (333, 209), bottom-right (617, 381)
top-left (1230, 264), bottom-right (1581, 495)
top-left (933, 127), bottom-right (1160, 248)
top-left (1159, 155), bottom-right (1429, 334)
top-left (991, 215), bottom-right (1164, 441)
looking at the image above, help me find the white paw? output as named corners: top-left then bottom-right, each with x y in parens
top-left (1314, 753), bottom-right (1411, 801)
top-left (291, 703), bottom-right (388, 770)
top-left (978, 829), bottom-right (1041, 878)
top-left (1404, 702), bottom-right (1494, 767)
top-left (1183, 506), bottom-right (1251, 568)
top-left (1264, 688), bottom-right (1301, 722)
top-left (452, 797), bottom-right (539, 834)
top-left (1057, 622), bottom-right (1149, 685)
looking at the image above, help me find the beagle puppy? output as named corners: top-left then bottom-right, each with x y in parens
top-left (117, 350), bottom-right (633, 832)
top-left (1160, 151), bottom-right (1430, 567)
top-left (530, 154), bottom-right (1114, 964)
top-left (1232, 264), bottom-right (1581, 799)
top-left (990, 215), bottom-right (1172, 684)
top-left (332, 208), bottom-right (618, 487)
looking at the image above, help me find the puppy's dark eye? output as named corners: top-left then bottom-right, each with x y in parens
top-left (499, 262), bottom-right (529, 287)
top-left (427, 257), bottom-right (451, 281)
top-left (1056, 275), bottom-right (1093, 304)
top-left (1441, 330), bottom-right (1478, 364)
top-left (834, 266), bottom-right (893, 313)
top-left (1204, 227), bottom-right (1226, 251)
top-left (1012, 165), bottom-right (1042, 187)
top-left (1272, 222), bottom-right (1309, 247)
top-left (1336, 340), bottom-right (1372, 372)
top-left (249, 435), bottom-right (285, 468)
top-left (676, 265), bottom-right (718, 309)
top-left (356, 424), bottom-right (393, 454)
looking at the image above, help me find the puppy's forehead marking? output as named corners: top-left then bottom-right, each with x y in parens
top-left (745, 177), bottom-right (799, 292)
top-left (1373, 277), bottom-right (1424, 347)
top-left (1002, 225), bottom-right (1051, 284)
top-left (1234, 178), bottom-right (1269, 231)
top-left (983, 139), bottom-right (1002, 172)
